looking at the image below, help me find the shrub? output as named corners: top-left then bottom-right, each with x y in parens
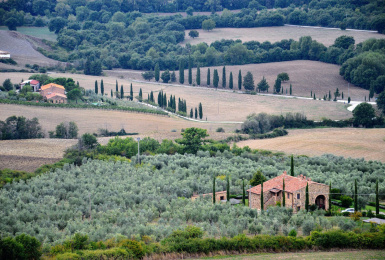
top-left (118, 240), bottom-right (144, 259)
top-left (350, 212), bottom-right (362, 221)
top-left (340, 195), bottom-right (353, 208)
top-left (288, 228), bottom-right (297, 237)
top-left (216, 127), bottom-right (225, 132)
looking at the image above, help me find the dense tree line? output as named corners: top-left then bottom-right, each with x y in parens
top-left (0, 116), bottom-right (44, 140)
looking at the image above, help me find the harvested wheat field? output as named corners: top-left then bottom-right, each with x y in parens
top-left (0, 138), bottom-right (77, 171)
top-left (0, 104), bottom-right (239, 136)
top-left (182, 26), bottom-right (385, 47)
top-left (237, 128), bottom-right (385, 162)
top-left (106, 60), bottom-right (369, 101)
top-left (1, 65), bottom-right (354, 123)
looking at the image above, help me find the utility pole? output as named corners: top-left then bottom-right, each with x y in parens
top-left (137, 137), bottom-right (140, 164)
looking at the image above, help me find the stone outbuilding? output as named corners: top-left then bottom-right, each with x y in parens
top-left (191, 191), bottom-right (227, 202)
top-left (247, 171), bottom-right (329, 213)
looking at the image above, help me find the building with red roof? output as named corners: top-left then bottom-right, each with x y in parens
top-left (40, 83), bottom-right (67, 103)
top-left (247, 171), bottom-right (329, 212)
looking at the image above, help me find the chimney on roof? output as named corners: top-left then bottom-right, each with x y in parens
top-left (283, 171), bottom-right (287, 175)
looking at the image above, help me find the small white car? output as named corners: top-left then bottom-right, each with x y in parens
top-left (341, 208), bottom-right (355, 213)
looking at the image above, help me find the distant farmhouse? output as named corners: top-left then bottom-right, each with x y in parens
top-left (248, 171), bottom-right (329, 213)
top-left (20, 80), bottom-right (40, 92)
top-left (40, 83), bottom-right (67, 103)
top-left (0, 50), bottom-right (10, 59)
top-left (191, 190), bottom-right (227, 202)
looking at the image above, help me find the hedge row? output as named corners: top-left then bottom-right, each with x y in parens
top-left (0, 99), bottom-right (168, 116)
top-left (52, 230), bottom-right (385, 260)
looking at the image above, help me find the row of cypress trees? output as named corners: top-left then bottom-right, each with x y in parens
top-left (94, 80), bottom-right (134, 101)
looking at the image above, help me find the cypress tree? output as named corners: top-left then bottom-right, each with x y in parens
top-left (261, 182), bottom-right (264, 211)
top-left (147, 93), bottom-right (149, 101)
top-left (190, 108), bottom-right (193, 118)
top-left (238, 70), bottom-right (242, 90)
top-left (163, 93), bottom-right (167, 108)
top-left (311, 90), bottom-right (312, 97)
top-left (213, 69), bottom-right (219, 89)
top-left (305, 183), bottom-right (309, 212)
top-left (376, 180), bottom-right (379, 215)
top-left (348, 96), bottom-right (351, 103)
top-left (290, 155), bottom-right (294, 176)
top-left (139, 88), bottom-right (142, 102)
top-left (120, 85), bottom-right (124, 99)
top-left (354, 179), bottom-right (358, 212)
top-left (242, 179), bottom-right (246, 206)
top-left (213, 176), bottom-right (216, 204)
top-left (207, 68), bottom-right (211, 85)
top-left (110, 89), bottom-right (113, 97)
top-left (116, 80), bottom-right (118, 92)
top-left (171, 71), bottom-right (176, 82)
top-left (328, 90), bottom-right (331, 100)
top-left (222, 66), bottom-right (226, 88)
top-left (313, 93), bottom-right (316, 100)
top-left (195, 107), bottom-right (198, 119)
top-left (188, 56), bottom-right (192, 85)
top-left (199, 102), bottom-right (203, 119)
top-left (95, 80), bottom-right (98, 94)
top-left (154, 63), bottom-right (160, 82)
top-left (179, 60), bottom-right (184, 84)
top-left (282, 179), bottom-right (286, 207)
top-left (289, 84), bottom-right (292, 95)
top-left (130, 83), bottom-right (133, 101)
top-left (329, 181), bottom-right (332, 212)
top-left (229, 72), bottom-right (233, 89)
top-left (226, 175), bottom-right (230, 202)
top-left (342, 92), bottom-right (344, 99)
top-left (196, 65), bottom-right (201, 86)
top-left (101, 79), bottom-right (104, 96)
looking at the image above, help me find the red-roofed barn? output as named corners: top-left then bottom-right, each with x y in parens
top-left (247, 171), bottom-right (329, 213)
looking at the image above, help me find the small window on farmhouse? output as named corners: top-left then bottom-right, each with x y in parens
top-left (297, 193), bottom-right (300, 199)
top-left (297, 206), bottom-right (300, 211)
top-left (287, 193), bottom-right (290, 199)
top-left (220, 196), bottom-right (224, 200)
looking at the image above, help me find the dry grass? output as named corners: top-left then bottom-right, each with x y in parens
top-left (236, 128), bottom-right (385, 162)
top-left (182, 26), bottom-right (385, 47)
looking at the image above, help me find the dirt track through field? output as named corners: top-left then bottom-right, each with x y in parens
top-left (237, 128), bottom-right (385, 162)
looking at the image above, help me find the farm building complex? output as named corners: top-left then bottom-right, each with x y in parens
top-left (191, 191), bottom-right (227, 202)
top-left (248, 172), bottom-right (329, 213)
top-left (40, 83), bottom-right (67, 103)
top-left (20, 80), bottom-right (40, 92)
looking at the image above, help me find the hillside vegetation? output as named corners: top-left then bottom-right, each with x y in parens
top-left (1, 152), bottom-right (384, 245)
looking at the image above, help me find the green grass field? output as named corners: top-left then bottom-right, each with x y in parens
top-left (0, 26), bottom-right (56, 41)
top-left (198, 250), bottom-right (385, 260)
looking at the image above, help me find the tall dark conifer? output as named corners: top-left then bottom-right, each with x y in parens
top-left (195, 107), bottom-right (198, 119)
top-left (139, 88), bottom-right (142, 102)
top-left (199, 102), bottom-right (203, 119)
top-left (305, 183), bottom-right (309, 212)
top-left (329, 181), bottom-right (332, 212)
top-left (130, 83), bottom-right (133, 101)
top-left (196, 65), bottom-right (201, 86)
top-left (242, 179), bottom-right (246, 205)
top-left (226, 175), bottom-right (230, 202)
top-left (213, 69), bottom-right (219, 89)
top-left (222, 66), bottom-right (226, 88)
top-left (238, 70), bottom-right (242, 90)
top-left (229, 72), bottom-right (233, 89)
top-left (101, 79), bottom-right (104, 96)
top-left (120, 85), bottom-right (124, 99)
top-left (179, 60), bottom-right (184, 84)
top-left (95, 80), bottom-right (98, 94)
top-left (282, 179), bottom-right (286, 207)
top-left (155, 63), bottom-right (160, 82)
top-left (290, 155), bottom-right (294, 176)
top-left (261, 182), bottom-right (264, 211)
top-left (376, 180), bottom-right (379, 215)
top-left (354, 179), bottom-right (358, 212)
top-left (213, 176), bottom-right (216, 204)
top-left (188, 56), bottom-right (192, 85)
top-left (207, 68), bottom-right (211, 85)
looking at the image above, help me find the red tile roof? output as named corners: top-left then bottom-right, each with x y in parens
top-left (247, 172), bottom-right (327, 194)
top-left (30, 80), bottom-right (39, 85)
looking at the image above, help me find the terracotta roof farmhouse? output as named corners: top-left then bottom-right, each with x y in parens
top-left (247, 171), bottom-right (329, 213)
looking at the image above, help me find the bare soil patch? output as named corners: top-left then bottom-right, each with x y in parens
top-left (182, 26), bottom-right (385, 46)
top-left (0, 138), bottom-right (77, 171)
top-left (237, 128), bottom-right (385, 162)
